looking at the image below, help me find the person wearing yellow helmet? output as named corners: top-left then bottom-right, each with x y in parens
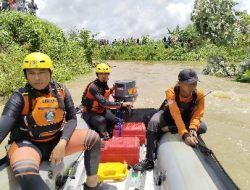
top-left (81, 63), bottom-right (131, 140)
top-left (21, 52), bottom-right (54, 90)
top-left (95, 62), bottom-right (111, 73)
top-left (22, 52), bottom-right (54, 70)
top-left (0, 53), bottom-right (112, 190)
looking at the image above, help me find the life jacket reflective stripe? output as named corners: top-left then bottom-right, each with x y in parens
top-left (82, 82), bottom-right (111, 113)
top-left (19, 85), bottom-right (66, 142)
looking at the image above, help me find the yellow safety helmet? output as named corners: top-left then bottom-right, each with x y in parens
top-left (96, 63), bottom-right (110, 73)
top-left (22, 52), bottom-right (54, 71)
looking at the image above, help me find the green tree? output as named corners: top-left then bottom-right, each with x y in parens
top-left (167, 24), bottom-right (203, 49)
top-left (141, 35), bottom-right (152, 45)
top-left (235, 10), bottom-right (250, 34)
top-left (191, 0), bottom-right (237, 45)
top-left (0, 12), bottom-right (91, 96)
top-left (234, 11), bottom-right (250, 53)
top-left (69, 30), bottom-right (98, 67)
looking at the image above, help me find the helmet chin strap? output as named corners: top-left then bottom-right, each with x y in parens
top-left (23, 70), bottom-right (28, 79)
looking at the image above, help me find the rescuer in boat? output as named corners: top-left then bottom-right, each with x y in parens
top-left (0, 53), bottom-right (114, 190)
top-left (133, 69), bottom-right (207, 172)
top-left (81, 63), bottom-right (132, 140)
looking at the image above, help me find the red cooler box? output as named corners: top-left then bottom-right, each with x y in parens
top-left (100, 137), bottom-right (140, 166)
top-left (113, 122), bottom-right (146, 144)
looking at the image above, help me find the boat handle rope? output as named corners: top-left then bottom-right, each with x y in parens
top-left (196, 137), bottom-right (240, 190)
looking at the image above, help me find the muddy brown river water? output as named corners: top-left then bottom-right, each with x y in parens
top-left (1, 61), bottom-right (249, 189)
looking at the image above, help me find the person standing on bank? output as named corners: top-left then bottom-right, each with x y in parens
top-left (133, 69), bottom-right (207, 172)
top-left (0, 52), bottom-right (114, 190)
top-left (81, 63), bottom-right (131, 140)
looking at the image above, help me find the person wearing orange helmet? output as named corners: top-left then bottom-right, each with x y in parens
top-left (0, 53), bottom-right (114, 190)
top-left (81, 63), bottom-right (131, 140)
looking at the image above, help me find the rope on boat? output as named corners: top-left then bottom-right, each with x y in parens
top-left (196, 137), bottom-right (240, 190)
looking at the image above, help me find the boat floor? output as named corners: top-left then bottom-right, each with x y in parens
top-left (62, 145), bottom-right (153, 190)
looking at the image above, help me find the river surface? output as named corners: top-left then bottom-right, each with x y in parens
top-left (1, 61), bottom-right (249, 189)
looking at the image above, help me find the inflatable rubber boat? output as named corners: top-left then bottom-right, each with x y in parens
top-left (0, 80), bottom-right (239, 190)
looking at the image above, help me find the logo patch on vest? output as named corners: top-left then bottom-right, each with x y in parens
top-left (45, 111), bottom-right (55, 122)
top-left (42, 99), bottom-right (57, 104)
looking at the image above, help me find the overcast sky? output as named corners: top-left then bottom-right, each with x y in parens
top-left (36, 0), bottom-right (250, 40)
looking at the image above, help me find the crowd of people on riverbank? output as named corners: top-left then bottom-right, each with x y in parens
top-left (96, 34), bottom-right (193, 49)
top-left (0, 0), bottom-right (38, 15)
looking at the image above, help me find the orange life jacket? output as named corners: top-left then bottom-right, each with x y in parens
top-left (82, 82), bottom-right (111, 113)
top-left (18, 84), bottom-right (66, 142)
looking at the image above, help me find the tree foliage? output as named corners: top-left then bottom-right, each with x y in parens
top-left (1, 5), bottom-right (250, 97)
top-left (0, 11), bottom-right (93, 97)
top-left (191, 0), bottom-right (237, 45)
top-left (68, 30), bottom-right (98, 67)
